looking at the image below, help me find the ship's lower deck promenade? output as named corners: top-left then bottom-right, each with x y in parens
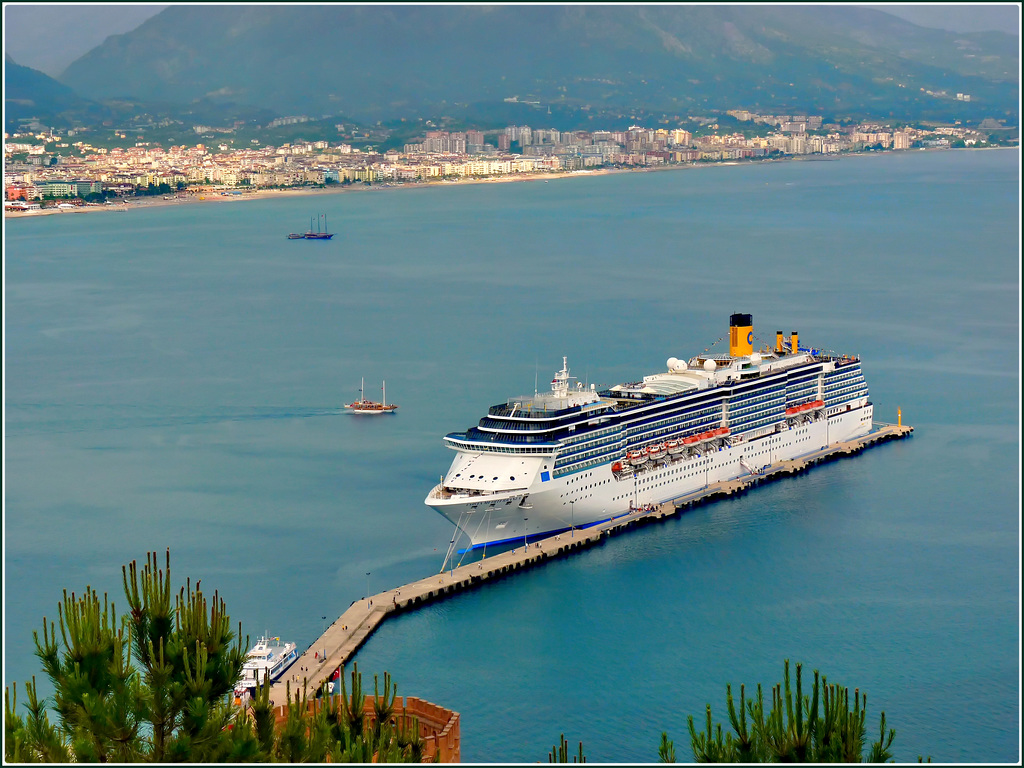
top-left (269, 423), bottom-right (913, 705)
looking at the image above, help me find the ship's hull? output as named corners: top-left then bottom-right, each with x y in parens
top-left (426, 405), bottom-right (872, 548)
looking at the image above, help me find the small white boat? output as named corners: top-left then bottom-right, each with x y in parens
top-left (233, 635), bottom-right (298, 694)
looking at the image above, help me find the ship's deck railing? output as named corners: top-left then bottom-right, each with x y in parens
top-left (816, 353), bottom-right (860, 365)
top-left (477, 417), bottom-right (557, 432)
top-left (489, 401), bottom-right (597, 418)
top-left (445, 433), bottom-right (560, 452)
top-left (429, 485), bottom-right (514, 501)
top-left (427, 485), bottom-right (452, 500)
top-left (606, 397), bottom-right (648, 408)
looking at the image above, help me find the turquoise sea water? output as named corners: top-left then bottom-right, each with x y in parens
top-left (4, 149), bottom-right (1019, 763)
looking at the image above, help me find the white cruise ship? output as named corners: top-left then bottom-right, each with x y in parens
top-left (425, 314), bottom-right (873, 549)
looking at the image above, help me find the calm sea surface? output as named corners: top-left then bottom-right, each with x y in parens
top-left (4, 149), bottom-right (1019, 763)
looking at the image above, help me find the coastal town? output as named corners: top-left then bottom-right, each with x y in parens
top-left (3, 109), bottom-right (1013, 212)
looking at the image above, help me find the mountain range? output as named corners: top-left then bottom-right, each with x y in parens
top-left (11, 5), bottom-right (1021, 130)
top-left (4, 54), bottom-right (100, 126)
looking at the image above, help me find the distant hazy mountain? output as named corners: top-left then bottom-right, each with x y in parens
top-left (4, 55), bottom-right (91, 124)
top-left (59, 5), bottom-right (1019, 123)
top-left (3, 5), bottom-right (169, 77)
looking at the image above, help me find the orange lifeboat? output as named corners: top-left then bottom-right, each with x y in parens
top-left (715, 427), bottom-right (730, 436)
top-left (611, 460), bottom-right (623, 473)
top-left (683, 435), bottom-right (700, 445)
top-left (787, 400), bottom-right (824, 416)
top-left (647, 444), bottom-right (664, 460)
top-left (627, 450), bottom-right (648, 466)
top-left (666, 439), bottom-right (682, 454)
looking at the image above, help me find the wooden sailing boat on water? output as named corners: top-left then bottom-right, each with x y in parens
top-left (344, 378), bottom-right (398, 414)
top-left (287, 214), bottom-right (334, 240)
top-left (305, 213), bottom-right (334, 239)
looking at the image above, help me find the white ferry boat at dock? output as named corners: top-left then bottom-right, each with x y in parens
top-left (233, 635), bottom-right (298, 696)
top-left (425, 314), bottom-right (873, 549)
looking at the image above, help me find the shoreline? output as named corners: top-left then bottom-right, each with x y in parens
top-left (3, 167), bottom-right (630, 219)
top-left (4, 145), bottom-right (1014, 220)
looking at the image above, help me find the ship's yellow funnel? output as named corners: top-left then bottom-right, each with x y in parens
top-left (729, 313), bottom-right (753, 357)
top-left (776, 330), bottom-right (784, 354)
top-left (791, 331), bottom-right (799, 354)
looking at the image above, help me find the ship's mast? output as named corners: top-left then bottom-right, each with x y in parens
top-left (551, 356), bottom-right (571, 397)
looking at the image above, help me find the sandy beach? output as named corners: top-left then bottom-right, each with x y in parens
top-left (3, 168), bottom-right (635, 220)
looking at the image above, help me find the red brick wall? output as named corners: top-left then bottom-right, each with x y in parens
top-left (267, 694), bottom-right (460, 762)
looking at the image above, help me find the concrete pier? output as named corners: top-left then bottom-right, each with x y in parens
top-left (270, 423), bottom-right (913, 703)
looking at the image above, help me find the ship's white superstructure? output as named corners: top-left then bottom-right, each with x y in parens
top-left (233, 636), bottom-right (298, 694)
top-left (425, 315), bottom-right (873, 549)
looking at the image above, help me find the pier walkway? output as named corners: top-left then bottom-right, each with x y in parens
top-left (269, 423), bottom-right (913, 703)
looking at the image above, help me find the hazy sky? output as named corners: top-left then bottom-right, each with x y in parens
top-left (878, 4), bottom-right (1020, 34)
top-left (3, 3), bottom-right (1020, 77)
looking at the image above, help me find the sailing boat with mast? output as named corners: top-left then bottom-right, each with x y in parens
top-left (305, 213), bottom-right (334, 239)
top-left (287, 214), bottom-right (335, 240)
top-left (344, 378), bottom-right (398, 414)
